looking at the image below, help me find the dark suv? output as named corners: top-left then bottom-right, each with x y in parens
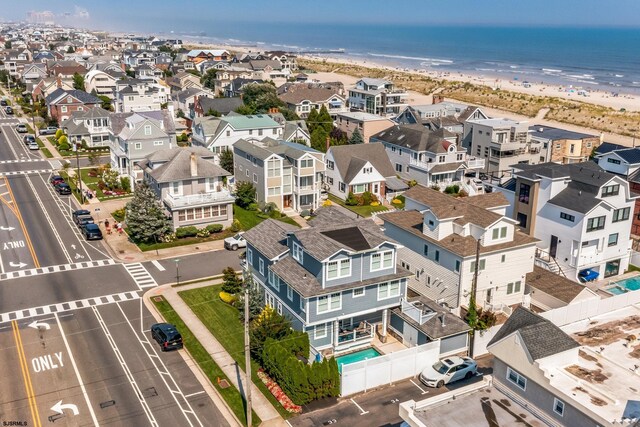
top-left (151, 323), bottom-right (183, 351)
top-left (55, 183), bottom-right (71, 195)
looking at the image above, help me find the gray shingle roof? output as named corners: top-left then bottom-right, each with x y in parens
top-left (140, 147), bottom-right (229, 183)
top-left (611, 148), bottom-right (640, 165)
top-left (371, 124), bottom-right (457, 153)
top-left (529, 124), bottom-right (596, 141)
top-left (392, 295), bottom-right (470, 339)
top-left (45, 88), bottom-right (101, 105)
top-left (198, 97), bottom-right (244, 115)
top-left (329, 143), bottom-right (396, 183)
top-left (243, 219), bottom-right (298, 260)
top-left (487, 306), bottom-right (579, 360)
top-left (526, 266), bottom-right (588, 304)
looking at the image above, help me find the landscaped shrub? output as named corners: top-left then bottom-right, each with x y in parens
top-left (57, 135), bottom-right (68, 146)
top-left (196, 228), bottom-right (210, 238)
top-left (269, 210), bottom-right (282, 219)
top-left (229, 219), bottom-right (241, 232)
top-left (247, 202), bottom-right (259, 212)
top-left (119, 176), bottom-right (131, 192)
top-left (322, 200), bottom-right (332, 207)
top-left (112, 208), bottom-right (125, 222)
top-left (175, 226), bottom-right (198, 238)
top-left (58, 142), bottom-right (70, 151)
top-left (55, 129), bottom-right (64, 139)
top-left (370, 201), bottom-right (380, 206)
top-left (300, 209), bottom-right (310, 217)
top-left (206, 223), bottom-right (223, 233)
top-left (219, 291), bottom-right (237, 305)
top-left (345, 191), bottom-right (358, 206)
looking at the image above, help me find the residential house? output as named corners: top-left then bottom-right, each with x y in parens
top-left (396, 102), bottom-right (488, 136)
top-left (465, 118), bottom-right (546, 179)
top-left (277, 82), bottom-right (347, 118)
top-left (335, 111), bottom-right (395, 143)
top-left (233, 138), bottom-right (325, 212)
top-left (191, 114), bottom-right (283, 154)
top-left (223, 77), bottom-right (264, 98)
top-left (172, 88), bottom-right (214, 117)
top-left (110, 110), bottom-right (176, 188)
top-left (380, 186), bottom-right (537, 312)
top-left (84, 69), bottom-right (121, 98)
top-left (192, 96), bottom-right (243, 118)
top-left (596, 146), bottom-right (640, 234)
top-left (213, 68), bottom-right (260, 96)
top-left (140, 147), bottom-right (234, 230)
top-left (242, 213), bottom-right (412, 357)
top-left (186, 49), bottom-right (230, 64)
top-left (154, 52), bottom-right (173, 70)
top-left (497, 161), bottom-right (636, 282)
top-left (21, 63), bottom-right (47, 88)
top-left (525, 266), bottom-right (599, 311)
top-left (348, 78), bottom-right (408, 117)
top-left (283, 120), bottom-right (311, 146)
top-left (134, 64), bottom-right (163, 80)
top-left (32, 77), bottom-right (75, 100)
top-left (530, 125), bottom-right (601, 164)
top-left (324, 143), bottom-right (401, 201)
top-left (114, 78), bottom-right (169, 113)
top-left (47, 60), bottom-right (87, 78)
top-left (167, 71), bottom-right (203, 93)
top-left (372, 124), bottom-right (486, 190)
top-left (61, 107), bottom-right (112, 147)
top-left (45, 88), bottom-right (102, 123)
top-left (263, 51), bottom-right (298, 71)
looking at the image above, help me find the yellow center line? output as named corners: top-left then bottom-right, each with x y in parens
top-left (12, 321), bottom-right (42, 427)
top-left (4, 176), bottom-right (40, 268)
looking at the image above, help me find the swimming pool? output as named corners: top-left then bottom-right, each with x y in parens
top-left (608, 276), bottom-right (640, 295)
top-left (335, 348), bottom-right (381, 372)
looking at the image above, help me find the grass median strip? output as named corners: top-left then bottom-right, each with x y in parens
top-left (152, 297), bottom-right (261, 426)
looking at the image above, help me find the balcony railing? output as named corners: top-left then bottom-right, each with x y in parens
top-left (164, 190), bottom-right (234, 208)
top-left (401, 299), bottom-right (437, 325)
top-left (467, 158), bottom-right (485, 169)
top-left (337, 321), bottom-right (374, 345)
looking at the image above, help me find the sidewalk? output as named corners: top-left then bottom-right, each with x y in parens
top-left (145, 282), bottom-right (287, 427)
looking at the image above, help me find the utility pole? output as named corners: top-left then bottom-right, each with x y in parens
top-left (75, 142), bottom-right (85, 204)
top-left (244, 283), bottom-right (252, 427)
top-left (468, 238), bottom-right (481, 358)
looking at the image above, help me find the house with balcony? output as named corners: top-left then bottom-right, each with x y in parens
top-left (61, 106), bottom-right (112, 147)
top-left (530, 125), bottom-right (601, 164)
top-left (465, 118), bottom-right (546, 180)
top-left (277, 82), bottom-right (347, 119)
top-left (233, 138), bottom-right (325, 212)
top-left (45, 88), bottom-right (102, 123)
top-left (348, 78), bottom-right (408, 117)
top-left (191, 114), bottom-right (284, 154)
top-left (497, 161), bottom-right (636, 282)
top-left (84, 69), bottom-right (123, 99)
top-left (324, 143), bottom-right (400, 202)
top-left (335, 111), bottom-right (395, 143)
top-left (140, 147), bottom-right (234, 230)
top-left (114, 78), bottom-right (169, 113)
top-left (371, 124), bottom-right (485, 191)
top-left (242, 213), bottom-right (413, 357)
top-left (110, 110), bottom-right (176, 189)
top-left (379, 185), bottom-right (538, 313)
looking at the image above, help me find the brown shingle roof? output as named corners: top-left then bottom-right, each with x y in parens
top-left (466, 192), bottom-right (510, 210)
top-left (526, 266), bottom-right (588, 304)
top-left (278, 83), bottom-right (343, 105)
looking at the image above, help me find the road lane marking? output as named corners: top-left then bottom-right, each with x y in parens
top-left (5, 177), bottom-right (40, 268)
top-left (410, 379), bottom-right (429, 395)
top-left (54, 312), bottom-right (99, 425)
top-left (0, 169), bottom-right (55, 176)
top-left (12, 320), bottom-right (42, 427)
top-left (151, 260), bottom-right (165, 271)
top-left (0, 258), bottom-right (115, 281)
top-left (350, 398), bottom-right (369, 415)
top-left (184, 391), bottom-right (206, 398)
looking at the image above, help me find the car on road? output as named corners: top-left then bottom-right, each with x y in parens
top-left (419, 356), bottom-right (478, 388)
top-left (151, 323), bottom-right (183, 351)
top-left (224, 232), bottom-right (246, 251)
top-left (73, 210), bottom-right (94, 227)
top-left (55, 183), bottom-right (72, 195)
top-left (16, 124), bottom-right (27, 133)
top-left (23, 135), bottom-right (35, 144)
top-left (28, 141), bottom-right (39, 150)
top-left (39, 126), bottom-right (58, 135)
top-left (72, 209), bottom-right (91, 222)
top-left (5, 106), bottom-right (13, 115)
top-left (0, 99), bottom-right (7, 107)
top-left (82, 223), bottom-right (103, 240)
top-left (50, 175), bottom-right (65, 186)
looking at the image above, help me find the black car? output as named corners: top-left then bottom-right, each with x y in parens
top-left (82, 223), bottom-right (103, 240)
top-left (5, 106), bottom-right (13, 115)
top-left (151, 323), bottom-right (183, 351)
top-left (55, 183), bottom-right (71, 195)
top-left (72, 209), bottom-right (92, 225)
top-left (23, 135), bottom-right (35, 144)
top-left (0, 100), bottom-right (7, 107)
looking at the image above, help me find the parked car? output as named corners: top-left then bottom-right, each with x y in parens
top-left (5, 106), bottom-right (13, 115)
top-left (419, 356), bottom-right (478, 388)
top-left (28, 141), bottom-right (39, 150)
top-left (150, 323), bottom-right (183, 351)
top-left (50, 175), bottom-right (65, 186)
top-left (23, 135), bottom-right (35, 144)
top-left (82, 223), bottom-right (103, 240)
top-left (0, 99), bottom-right (7, 106)
top-left (16, 124), bottom-right (27, 133)
top-left (73, 209), bottom-right (94, 226)
top-left (39, 126), bottom-right (59, 135)
top-left (55, 183), bottom-right (71, 195)
top-left (224, 232), bottom-right (246, 251)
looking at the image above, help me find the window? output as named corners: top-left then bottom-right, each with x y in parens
top-left (144, 125), bottom-right (151, 135)
top-left (438, 155), bottom-right (446, 163)
top-left (247, 248), bottom-right (253, 265)
top-left (314, 324), bottom-right (327, 339)
top-left (506, 281), bottom-right (521, 295)
top-left (153, 140), bottom-right (163, 146)
top-left (560, 212), bottom-right (575, 222)
top-left (586, 216), bottom-right (605, 232)
top-left (492, 227), bottom-right (507, 239)
top-left (287, 285), bottom-right (293, 301)
top-left (276, 301), bottom-right (282, 315)
top-left (434, 250), bottom-right (440, 263)
top-left (395, 164), bottom-right (402, 173)
top-left (378, 280), bottom-right (401, 300)
top-left (456, 153), bottom-right (464, 161)
top-left (267, 187), bottom-right (281, 196)
top-left (353, 184), bottom-right (366, 193)
top-left (61, 105), bottom-right (68, 113)
top-left (267, 159), bottom-right (280, 177)
top-left (613, 207), bottom-right (630, 222)
top-left (470, 259), bottom-right (486, 272)
top-left (608, 233), bottom-right (619, 247)
top-left (353, 287), bottom-right (365, 298)
top-left (455, 260), bottom-right (461, 273)
top-left (327, 177), bottom-right (334, 185)
top-left (371, 251), bottom-right (393, 271)
top-left (553, 398), bottom-right (565, 417)
top-left (327, 160), bottom-right (334, 170)
top-left (253, 173), bottom-right (258, 183)
top-left (300, 159), bottom-right (313, 168)
top-left (300, 298), bottom-right (305, 312)
top-left (170, 181), bottom-right (181, 196)
top-left (317, 293), bottom-right (341, 313)
top-left (292, 242), bottom-right (303, 262)
top-left (246, 169), bottom-right (250, 177)
top-left (607, 158), bottom-right (621, 165)
top-left (326, 258), bottom-right (351, 280)
top-left (518, 183), bottom-right (530, 204)
top-left (339, 182), bottom-right (346, 193)
top-left (134, 142), bottom-right (142, 150)
top-left (507, 367), bottom-right (527, 390)
top-left (259, 258), bottom-right (264, 275)
top-left (501, 254), bottom-right (506, 263)
top-left (601, 184), bottom-right (620, 197)
top-left (258, 129), bottom-right (263, 136)
top-left (226, 130), bottom-right (231, 137)
top-left (423, 244), bottom-right (429, 256)
top-left (428, 220), bottom-right (435, 227)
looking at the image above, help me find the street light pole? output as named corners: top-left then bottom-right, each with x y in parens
top-left (75, 142), bottom-right (85, 204)
top-left (175, 258), bottom-right (181, 286)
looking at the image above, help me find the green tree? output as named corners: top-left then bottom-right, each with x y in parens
top-left (4, 41), bottom-right (11, 49)
top-left (87, 150), bottom-right (100, 168)
top-left (306, 108), bottom-right (319, 133)
top-left (235, 181), bottom-right (256, 208)
top-left (200, 68), bottom-right (217, 90)
top-left (204, 108), bottom-right (221, 117)
top-left (97, 95), bottom-right (112, 111)
top-left (66, 46), bottom-right (75, 53)
top-left (219, 149), bottom-right (234, 174)
top-left (349, 127), bottom-right (364, 144)
top-left (316, 105), bottom-right (333, 134)
top-left (0, 70), bottom-right (9, 84)
top-left (236, 272), bottom-right (263, 322)
top-left (280, 107), bottom-right (300, 121)
top-left (250, 306), bottom-right (292, 361)
top-left (125, 182), bottom-right (172, 243)
top-left (234, 105), bottom-right (253, 115)
top-left (221, 266), bottom-right (242, 294)
top-left (72, 72), bottom-right (84, 90)
top-left (310, 126), bottom-right (329, 152)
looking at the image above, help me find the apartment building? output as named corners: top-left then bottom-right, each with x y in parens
top-left (348, 78), bottom-right (408, 117)
top-left (233, 138), bottom-right (325, 212)
top-left (530, 125), bottom-right (601, 164)
top-left (335, 111), bottom-right (395, 142)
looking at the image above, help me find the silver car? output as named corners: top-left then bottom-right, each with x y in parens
top-left (419, 356), bottom-right (478, 388)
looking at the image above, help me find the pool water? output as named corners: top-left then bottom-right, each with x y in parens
top-left (335, 348), bottom-right (381, 372)
top-left (610, 276), bottom-right (640, 294)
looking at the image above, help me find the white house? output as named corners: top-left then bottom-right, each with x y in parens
top-left (191, 114), bottom-right (284, 154)
top-left (84, 69), bottom-right (120, 99)
top-left (348, 78), bottom-right (408, 117)
top-left (114, 78), bottom-right (169, 113)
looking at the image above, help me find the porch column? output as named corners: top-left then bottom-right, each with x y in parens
top-left (333, 320), bottom-right (340, 348)
top-left (380, 309), bottom-right (388, 343)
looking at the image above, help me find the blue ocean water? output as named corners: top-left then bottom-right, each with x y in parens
top-left (162, 22), bottom-right (640, 92)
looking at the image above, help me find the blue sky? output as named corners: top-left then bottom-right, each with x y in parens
top-left (5, 0), bottom-right (640, 30)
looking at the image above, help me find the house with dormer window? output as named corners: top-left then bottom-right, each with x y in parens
top-left (242, 212), bottom-right (413, 357)
top-left (45, 88), bottom-right (102, 123)
top-left (191, 114), bottom-right (284, 154)
top-left (380, 185), bottom-right (538, 314)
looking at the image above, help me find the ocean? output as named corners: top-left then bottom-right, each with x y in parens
top-left (156, 22), bottom-right (640, 94)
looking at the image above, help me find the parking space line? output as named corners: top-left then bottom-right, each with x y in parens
top-left (54, 312), bottom-right (100, 426)
top-left (410, 379), bottom-right (429, 395)
top-left (151, 260), bottom-right (165, 271)
top-left (350, 398), bottom-right (369, 415)
top-left (184, 391), bottom-right (206, 398)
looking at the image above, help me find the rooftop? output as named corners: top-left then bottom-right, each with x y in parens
top-left (530, 124), bottom-right (597, 141)
top-left (469, 117), bottom-right (526, 128)
top-left (336, 111), bottom-right (393, 122)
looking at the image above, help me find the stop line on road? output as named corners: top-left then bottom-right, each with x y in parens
top-left (0, 258), bottom-right (116, 281)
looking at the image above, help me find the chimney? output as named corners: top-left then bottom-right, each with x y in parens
top-left (190, 153), bottom-right (198, 177)
top-left (440, 314), bottom-right (446, 328)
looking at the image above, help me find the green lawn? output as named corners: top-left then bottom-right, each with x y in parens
top-left (137, 229), bottom-right (235, 252)
top-left (234, 204), bottom-right (300, 230)
top-left (328, 194), bottom-right (388, 217)
top-left (152, 298), bottom-right (259, 426)
top-left (41, 147), bottom-right (53, 158)
top-left (179, 286), bottom-right (292, 419)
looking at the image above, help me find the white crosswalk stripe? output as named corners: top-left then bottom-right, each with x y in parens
top-left (124, 263), bottom-right (158, 290)
top-left (0, 169), bottom-right (55, 176)
top-left (0, 259), bottom-right (116, 281)
top-left (0, 159), bottom-right (48, 164)
top-left (0, 291), bottom-right (142, 324)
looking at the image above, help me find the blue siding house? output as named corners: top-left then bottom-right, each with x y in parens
top-left (243, 207), bottom-right (413, 357)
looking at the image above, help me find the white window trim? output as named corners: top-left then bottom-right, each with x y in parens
top-left (287, 285), bottom-right (293, 301)
top-left (292, 242), bottom-right (303, 262)
top-left (258, 258), bottom-right (264, 275)
top-left (377, 280), bottom-right (401, 301)
top-left (316, 292), bottom-right (342, 314)
top-left (326, 258), bottom-right (351, 280)
top-left (553, 398), bottom-right (565, 417)
top-left (247, 248), bottom-right (253, 265)
top-left (507, 367), bottom-right (526, 390)
top-left (370, 250), bottom-right (393, 272)
top-left (353, 287), bottom-right (365, 298)
top-left (300, 298), bottom-right (305, 312)
top-left (314, 323), bottom-right (327, 339)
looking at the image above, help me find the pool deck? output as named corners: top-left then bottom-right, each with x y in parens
top-left (585, 271), bottom-right (640, 297)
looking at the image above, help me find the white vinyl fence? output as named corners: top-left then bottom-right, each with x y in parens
top-left (340, 341), bottom-right (440, 396)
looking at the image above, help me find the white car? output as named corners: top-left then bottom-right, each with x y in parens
top-left (224, 233), bottom-right (246, 251)
top-left (419, 356), bottom-right (477, 388)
